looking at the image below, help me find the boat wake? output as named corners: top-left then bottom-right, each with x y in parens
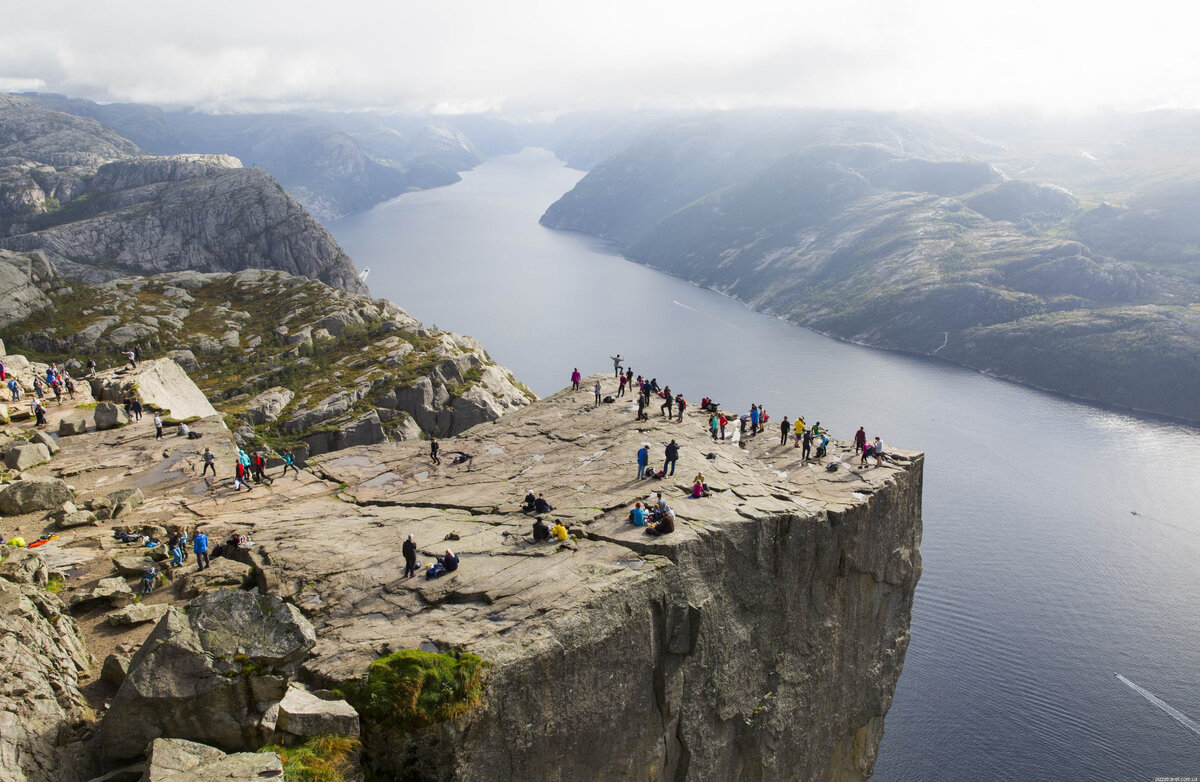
top-left (1116, 674), bottom-right (1200, 739)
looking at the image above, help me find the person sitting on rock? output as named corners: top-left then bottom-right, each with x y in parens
top-left (534, 494), bottom-right (554, 514)
top-left (629, 501), bottom-right (647, 527)
top-left (140, 566), bottom-right (158, 595)
top-left (533, 518), bottom-right (550, 541)
top-left (691, 474), bottom-right (710, 499)
top-left (550, 521), bottom-right (569, 541)
top-left (647, 504), bottom-right (675, 536)
top-left (436, 549), bottom-right (458, 573)
top-left (177, 422), bottom-right (190, 438)
top-left (523, 490), bottom-right (538, 513)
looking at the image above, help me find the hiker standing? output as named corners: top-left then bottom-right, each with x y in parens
top-left (201, 447), bottom-right (216, 476)
top-left (610, 354), bottom-right (623, 378)
top-left (403, 535), bottom-right (418, 579)
top-left (33, 376), bottom-right (43, 399)
top-left (675, 394), bottom-right (686, 423)
top-left (571, 368), bottom-right (581, 391)
top-left (86, 357), bottom-right (96, 377)
top-left (794, 417), bottom-right (805, 448)
top-left (802, 429), bottom-right (812, 461)
top-left (637, 445), bottom-right (649, 479)
top-left (854, 427), bottom-right (867, 455)
top-left (872, 437), bottom-right (885, 467)
top-left (193, 529), bottom-right (210, 570)
top-left (594, 381), bottom-right (602, 405)
top-left (153, 413), bottom-right (163, 440)
top-left (636, 394), bottom-right (648, 421)
top-left (617, 374), bottom-right (627, 398)
top-left (133, 344), bottom-right (142, 363)
top-left (430, 437), bottom-right (441, 465)
top-left (663, 440), bottom-right (679, 477)
top-left (131, 399), bottom-right (143, 421)
top-left (660, 386), bottom-right (673, 418)
top-left (125, 350), bottom-right (137, 369)
top-left (780, 417), bottom-right (790, 446)
top-left (710, 414), bottom-right (719, 441)
top-left (750, 405), bottom-right (760, 435)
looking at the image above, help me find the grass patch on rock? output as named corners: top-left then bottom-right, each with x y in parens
top-left (260, 734), bottom-right (360, 782)
top-left (340, 649), bottom-right (489, 733)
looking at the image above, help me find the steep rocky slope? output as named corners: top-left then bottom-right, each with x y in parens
top-left (1, 265), bottom-right (533, 456)
top-left (0, 95), bottom-right (366, 291)
top-left (0, 360), bottom-right (921, 780)
top-left (540, 111), bottom-right (1200, 422)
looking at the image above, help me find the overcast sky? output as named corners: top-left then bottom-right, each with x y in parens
top-left (1, 0), bottom-right (1196, 115)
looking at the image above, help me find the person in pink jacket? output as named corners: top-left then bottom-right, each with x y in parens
top-left (571, 368), bottom-right (581, 391)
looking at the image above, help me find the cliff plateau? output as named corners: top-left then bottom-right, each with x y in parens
top-left (0, 357), bottom-right (920, 780)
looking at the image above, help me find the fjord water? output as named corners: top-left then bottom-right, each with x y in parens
top-left (333, 148), bottom-right (1200, 780)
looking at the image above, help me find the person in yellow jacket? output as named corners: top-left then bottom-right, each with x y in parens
top-left (793, 417), bottom-right (805, 447)
top-left (550, 521), bottom-right (569, 541)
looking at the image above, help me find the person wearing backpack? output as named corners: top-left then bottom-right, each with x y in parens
top-left (281, 451), bottom-right (300, 477)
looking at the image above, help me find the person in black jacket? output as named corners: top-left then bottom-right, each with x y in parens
top-left (523, 491), bottom-right (538, 513)
top-left (532, 518), bottom-right (550, 541)
top-left (663, 440), bottom-right (679, 476)
top-left (403, 535), bottom-right (418, 578)
top-left (534, 494), bottom-right (554, 514)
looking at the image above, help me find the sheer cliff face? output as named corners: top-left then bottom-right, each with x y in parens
top-left (280, 380), bottom-right (923, 781)
top-left (0, 95), bottom-right (366, 293)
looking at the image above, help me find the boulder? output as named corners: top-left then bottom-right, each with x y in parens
top-left (0, 546), bottom-right (48, 586)
top-left (244, 386), bottom-right (294, 426)
top-left (101, 590), bottom-right (317, 759)
top-left (106, 601), bottom-right (170, 627)
top-left (94, 401), bottom-right (130, 430)
top-left (56, 509), bottom-right (98, 529)
top-left (58, 417), bottom-right (87, 436)
top-left (4, 442), bottom-right (51, 471)
top-left (111, 556), bottom-right (158, 577)
top-left (0, 404), bottom-right (8, 424)
top-left (69, 577), bottom-right (135, 610)
top-left (175, 557), bottom-right (253, 599)
top-left (101, 653), bottom-right (130, 687)
top-left (0, 478), bottom-right (73, 515)
top-left (141, 737), bottom-right (284, 781)
top-left (107, 487), bottom-right (145, 519)
top-left (168, 349), bottom-right (200, 374)
top-left (275, 683), bottom-right (360, 742)
top-left (29, 430), bottom-right (59, 455)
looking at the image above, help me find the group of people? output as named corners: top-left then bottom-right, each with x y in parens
top-left (402, 534), bottom-right (460, 579)
top-left (627, 492), bottom-right (676, 535)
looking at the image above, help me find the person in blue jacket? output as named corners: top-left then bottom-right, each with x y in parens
top-left (636, 445), bottom-right (649, 479)
top-left (193, 529), bottom-right (210, 570)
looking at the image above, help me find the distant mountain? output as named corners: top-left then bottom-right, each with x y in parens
top-left (19, 94), bottom-right (519, 221)
top-left (540, 110), bottom-right (1200, 422)
top-left (0, 94), bottom-right (365, 292)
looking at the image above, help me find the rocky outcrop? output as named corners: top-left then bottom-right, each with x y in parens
top-left (0, 549), bottom-right (93, 781)
top-left (101, 589), bottom-right (318, 759)
top-left (140, 737), bottom-right (283, 781)
top-left (0, 96), bottom-right (366, 293)
top-left (0, 249), bottom-right (56, 327)
top-left (4, 441), bottom-right (50, 470)
top-left (3, 266), bottom-right (533, 455)
top-left (92, 358), bottom-right (218, 421)
top-left (273, 683), bottom-right (360, 743)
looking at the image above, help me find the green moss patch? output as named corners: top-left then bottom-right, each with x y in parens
top-left (260, 734), bottom-right (360, 782)
top-left (340, 649), bottom-right (489, 733)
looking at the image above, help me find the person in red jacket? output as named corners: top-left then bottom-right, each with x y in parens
top-left (854, 426), bottom-right (867, 455)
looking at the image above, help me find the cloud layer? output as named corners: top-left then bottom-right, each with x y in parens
top-left (2, 0), bottom-right (1197, 113)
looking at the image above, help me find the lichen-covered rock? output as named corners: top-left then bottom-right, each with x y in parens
top-left (3, 442), bottom-right (51, 470)
top-left (275, 683), bottom-right (360, 742)
top-left (111, 556), bottom-right (158, 577)
top-left (106, 601), bottom-right (170, 627)
top-left (69, 577), bottom-right (135, 610)
top-left (167, 349), bottom-right (200, 374)
top-left (101, 652), bottom-right (130, 687)
top-left (58, 417), bottom-right (87, 436)
top-left (141, 737), bottom-right (284, 781)
top-left (0, 575), bottom-right (92, 781)
top-left (0, 477), bottom-right (73, 515)
top-left (101, 589), bottom-right (317, 759)
top-left (94, 401), bottom-right (130, 430)
top-left (0, 546), bottom-right (48, 586)
top-left (175, 557), bottom-right (252, 599)
top-left (29, 430), bottom-right (59, 455)
top-left (244, 386), bottom-right (294, 426)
